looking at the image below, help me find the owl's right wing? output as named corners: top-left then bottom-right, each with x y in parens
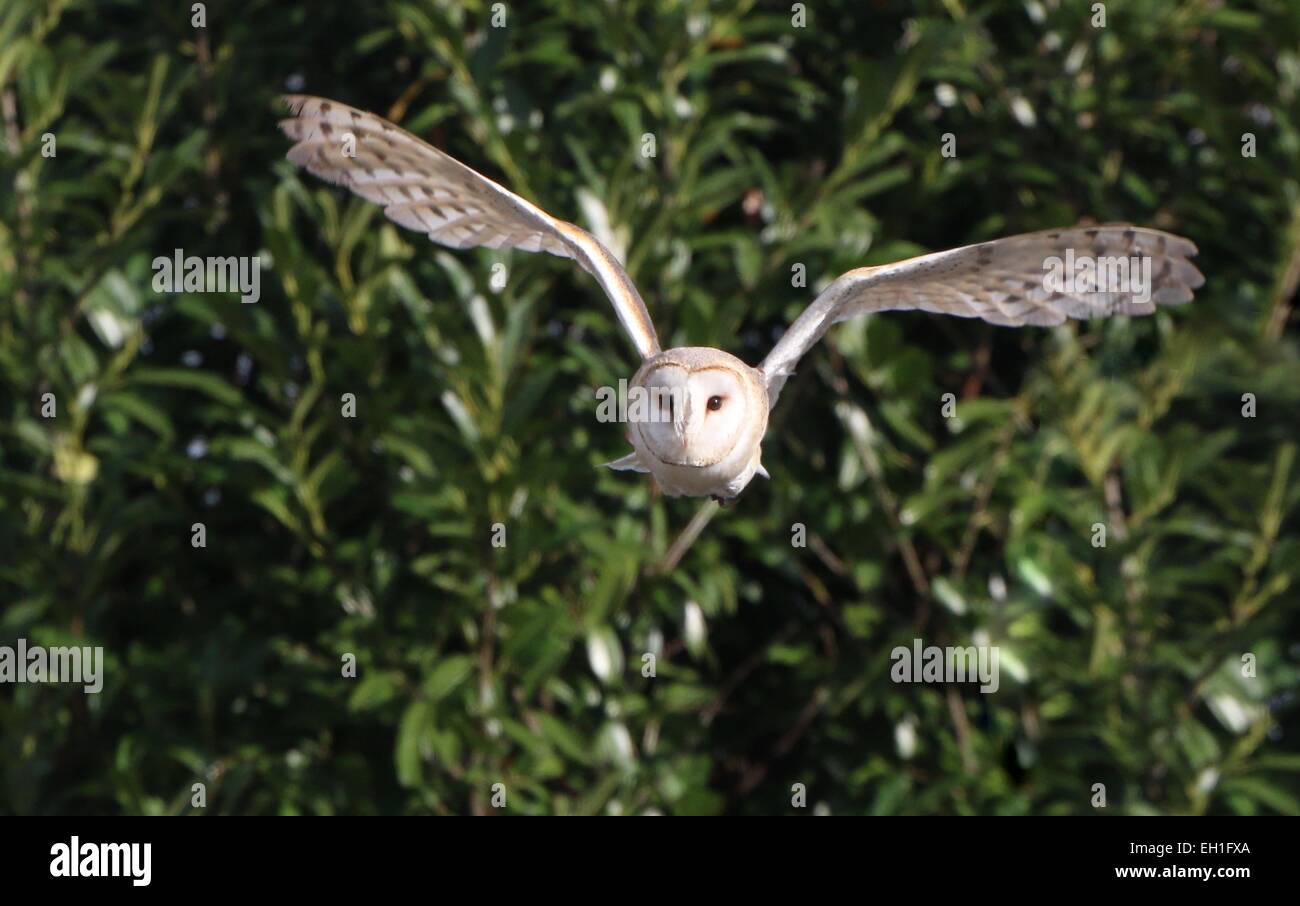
top-left (279, 95), bottom-right (661, 360)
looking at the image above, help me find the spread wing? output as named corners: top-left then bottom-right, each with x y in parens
top-left (278, 95), bottom-right (661, 359)
top-left (759, 225), bottom-right (1204, 406)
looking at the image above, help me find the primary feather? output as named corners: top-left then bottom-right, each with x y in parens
top-left (760, 225), bottom-right (1204, 406)
top-left (278, 94), bottom-right (661, 359)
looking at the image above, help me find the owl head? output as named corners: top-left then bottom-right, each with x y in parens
top-left (626, 347), bottom-right (769, 498)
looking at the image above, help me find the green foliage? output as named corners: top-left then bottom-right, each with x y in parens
top-left (2, 0), bottom-right (1299, 815)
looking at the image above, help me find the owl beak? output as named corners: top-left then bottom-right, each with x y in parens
top-left (672, 387), bottom-right (690, 441)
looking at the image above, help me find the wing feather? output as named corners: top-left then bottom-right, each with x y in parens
top-left (279, 95), bottom-right (661, 359)
top-left (759, 225), bottom-right (1204, 406)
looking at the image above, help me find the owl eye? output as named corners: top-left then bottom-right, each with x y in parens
top-left (707, 395), bottom-right (724, 412)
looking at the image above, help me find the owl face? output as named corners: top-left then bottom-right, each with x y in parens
top-left (627, 348), bottom-right (769, 498)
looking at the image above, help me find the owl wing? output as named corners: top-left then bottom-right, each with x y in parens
top-left (759, 225), bottom-right (1204, 407)
top-left (278, 95), bottom-right (661, 360)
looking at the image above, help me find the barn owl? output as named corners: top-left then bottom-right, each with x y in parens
top-left (278, 95), bottom-right (1205, 502)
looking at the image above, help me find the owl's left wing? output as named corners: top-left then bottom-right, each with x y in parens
top-left (759, 225), bottom-right (1204, 407)
top-left (278, 95), bottom-right (661, 360)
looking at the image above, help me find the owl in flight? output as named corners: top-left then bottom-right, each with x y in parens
top-left (279, 96), bottom-right (1204, 502)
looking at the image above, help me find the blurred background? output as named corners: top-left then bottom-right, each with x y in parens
top-left (2, 0), bottom-right (1298, 815)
